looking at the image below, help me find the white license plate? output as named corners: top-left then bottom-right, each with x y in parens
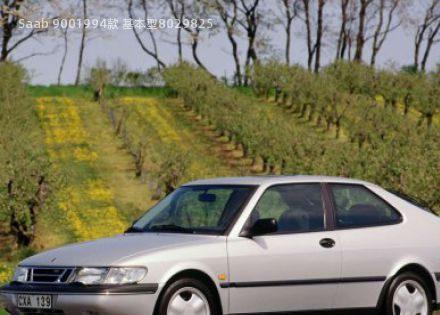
top-left (16, 294), bottom-right (52, 309)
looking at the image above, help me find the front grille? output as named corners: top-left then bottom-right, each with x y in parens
top-left (19, 309), bottom-right (65, 315)
top-left (26, 268), bottom-right (74, 284)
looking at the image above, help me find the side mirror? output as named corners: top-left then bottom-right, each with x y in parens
top-left (241, 218), bottom-right (278, 238)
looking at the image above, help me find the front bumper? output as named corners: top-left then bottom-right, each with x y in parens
top-left (0, 282), bottom-right (160, 315)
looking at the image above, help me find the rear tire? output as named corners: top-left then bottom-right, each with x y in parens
top-left (385, 272), bottom-right (433, 315)
top-left (158, 278), bottom-right (220, 315)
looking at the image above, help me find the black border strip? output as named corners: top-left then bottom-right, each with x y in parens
top-left (220, 276), bottom-right (386, 288)
top-left (228, 307), bottom-right (377, 315)
top-left (0, 283), bottom-right (158, 295)
top-left (321, 182), bottom-right (336, 230)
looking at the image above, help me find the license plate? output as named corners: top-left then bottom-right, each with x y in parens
top-left (16, 294), bottom-right (52, 309)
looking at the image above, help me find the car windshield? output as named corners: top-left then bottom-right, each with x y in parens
top-left (127, 185), bottom-right (255, 234)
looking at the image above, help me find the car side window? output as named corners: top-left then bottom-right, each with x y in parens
top-left (330, 184), bottom-right (401, 229)
top-left (251, 184), bottom-right (325, 234)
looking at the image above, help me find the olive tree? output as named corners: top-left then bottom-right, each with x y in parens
top-left (0, 63), bottom-right (52, 247)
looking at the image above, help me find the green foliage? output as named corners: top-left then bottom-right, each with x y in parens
top-left (88, 60), bottom-right (165, 101)
top-left (153, 145), bottom-right (191, 195)
top-left (103, 98), bottom-right (192, 199)
top-left (166, 63), bottom-right (290, 171)
top-left (400, 64), bottom-right (418, 74)
top-left (413, 73), bottom-right (440, 128)
top-left (0, 63), bottom-right (52, 247)
top-left (252, 60), bottom-right (290, 99)
top-left (88, 60), bottom-right (112, 102)
top-left (110, 60), bottom-right (164, 88)
top-left (164, 62), bottom-right (440, 212)
top-left (323, 60), bottom-right (377, 96)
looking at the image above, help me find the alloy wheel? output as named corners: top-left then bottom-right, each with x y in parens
top-left (167, 286), bottom-right (211, 315)
top-left (392, 279), bottom-right (428, 315)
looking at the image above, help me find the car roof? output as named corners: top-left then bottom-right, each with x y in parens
top-left (184, 175), bottom-right (372, 187)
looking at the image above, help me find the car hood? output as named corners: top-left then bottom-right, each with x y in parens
top-left (20, 233), bottom-right (224, 267)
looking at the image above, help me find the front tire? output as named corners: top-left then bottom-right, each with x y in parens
top-left (385, 272), bottom-right (433, 315)
top-left (158, 278), bottom-right (219, 315)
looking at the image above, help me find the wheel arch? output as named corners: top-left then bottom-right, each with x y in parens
top-left (376, 263), bottom-right (437, 310)
top-left (153, 268), bottom-right (223, 315)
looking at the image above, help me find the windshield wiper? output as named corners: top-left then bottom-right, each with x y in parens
top-left (124, 226), bottom-right (145, 233)
top-left (148, 224), bottom-right (194, 234)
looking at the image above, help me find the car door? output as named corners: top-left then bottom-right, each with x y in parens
top-left (226, 183), bottom-right (342, 314)
top-left (328, 183), bottom-right (403, 309)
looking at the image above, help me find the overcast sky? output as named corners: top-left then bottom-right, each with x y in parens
top-left (12, 4), bottom-right (440, 85)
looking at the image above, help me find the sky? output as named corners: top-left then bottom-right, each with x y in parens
top-left (11, 2), bottom-right (440, 85)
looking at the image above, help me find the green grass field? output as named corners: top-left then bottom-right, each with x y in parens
top-left (28, 85), bottom-right (172, 99)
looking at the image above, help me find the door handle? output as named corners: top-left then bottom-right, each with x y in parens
top-left (319, 238), bottom-right (336, 248)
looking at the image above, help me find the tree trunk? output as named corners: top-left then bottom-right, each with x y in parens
top-left (314, 0), bottom-right (326, 73)
top-left (191, 32), bottom-right (209, 72)
top-left (326, 119), bottom-right (332, 131)
top-left (177, 7), bottom-right (184, 63)
top-left (282, 0), bottom-right (297, 66)
top-left (216, 0), bottom-right (242, 85)
top-left (177, 27), bottom-right (183, 62)
top-left (1, 23), bottom-right (12, 61)
top-left (285, 22), bottom-right (292, 65)
top-left (302, 0), bottom-right (313, 71)
top-left (308, 106), bottom-right (315, 121)
top-left (335, 0), bottom-right (350, 60)
top-left (282, 92), bottom-right (288, 107)
top-left (414, 29), bottom-right (423, 70)
top-left (129, 0), bottom-right (166, 70)
top-left (8, 175), bottom-right (48, 248)
top-left (244, 28), bottom-right (258, 84)
top-left (370, 0), bottom-right (385, 66)
top-left (75, 0), bottom-right (87, 85)
top-left (370, 0), bottom-right (400, 66)
top-left (413, 1), bottom-right (439, 71)
top-left (238, 0), bottom-right (260, 85)
top-left (420, 21), bottom-right (440, 71)
top-left (281, 0), bottom-right (298, 65)
top-left (335, 119), bottom-right (341, 139)
top-left (403, 95), bottom-right (410, 115)
top-left (231, 33), bottom-right (242, 86)
top-left (354, 0), bottom-right (372, 62)
top-left (426, 113), bottom-right (434, 128)
top-left (262, 157), bottom-right (269, 173)
top-left (57, 28), bottom-right (69, 85)
top-left (300, 104), bottom-right (308, 118)
top-left (0, 1), bottom-right (43, 62)
top-left (7, 180), bottom-right (32, 247)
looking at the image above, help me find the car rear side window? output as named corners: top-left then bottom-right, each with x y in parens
top-left (252, 184), bottom-right (325, 234)
top-left (387, 189), bottom-right (437, 215)
top-left (330, 184), bottom-right (402, 229)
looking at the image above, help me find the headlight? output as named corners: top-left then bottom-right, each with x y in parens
top-left (106, 267), bottom-right (147, 284)
top-left (73, 267), bottom-right (147, 285)
top-left (73, 268), bottom-right (109, 285)
top-left (13, 267), bottom-right (28, 282)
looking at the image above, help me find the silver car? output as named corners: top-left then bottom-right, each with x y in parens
top-left (1, 176), bottom-right (440, 315)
